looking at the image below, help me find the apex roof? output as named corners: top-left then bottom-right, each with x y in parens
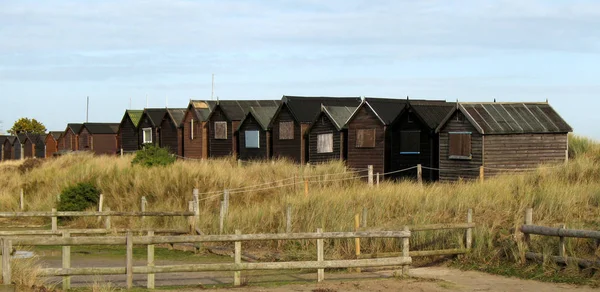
top-left (281, 96), bottom-right (362, 123)
top-left (82, 123), bottom-right (120, 134)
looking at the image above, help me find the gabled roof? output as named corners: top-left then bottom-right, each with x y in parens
top-left (82, 123), bottom-right (120, 134)
top-left (187, 101), bottom-right (212, 122)
top-left (67, 123), bottom-right (83, 134)
top-left (143, 108), bottom-right (169, 127)
top-left (206, 100), bottom-right (281, 121)
top-left (3, 136), bottom-right (16, 146)
top-left (125, 110), bottom-right (144, 127)
top-left (0, 135), bottom-right (14, 147)
top-left (435, 102), bottom-right (573, 134)
top-left (238, 106), bottom-right (279, 131)
top-left (23, 133), bottom-right (42, 144)
top-left (281, 96), bottom-right (362, 123)
top-left (165, 108), bottom-right (187, 127)
top-left (321, 105), bottom-right (357, 131)
top-left (407, 100), bottom-right (455, 129)
top-left (362, 97), bottom-right (409, 125)
top-left (16, 133), bottom-right (27, 144)
top-left (48, 131), bottom-right (62, 140)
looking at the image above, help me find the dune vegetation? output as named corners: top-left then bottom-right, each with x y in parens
top-left (1, 134), bottom-right (599, 286)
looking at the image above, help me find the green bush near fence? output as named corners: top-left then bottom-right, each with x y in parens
top-left (131, 144), bottom-right (176, 167)
top-left (57, 182), bottom-right (101, 213)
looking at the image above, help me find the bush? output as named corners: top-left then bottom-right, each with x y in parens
top-left (57, 182), bottom-right (101, 212)
top-left (131, 145), bottom-right (176, 167)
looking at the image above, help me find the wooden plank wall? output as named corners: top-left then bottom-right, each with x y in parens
top-left (208, 108), bottom-right (233, 157)
top-left (483, 133), bottom-right (568, 176)
top-left (119, 116), bottom-right (139, 152)
top-left (389, 111), bottom-right (436, 180)
top-left (159, 118), bottom-right (180, 155)
top-left (90, 134), bottom-right (118, 155)
top-left (79, 128), bottom-right (92, 151)
top-left (238, 115), bottom-right (268, 160)
top-left (3, 141), bottom-right (12, 160)
top-left (347, 106), bottom-right (385, 175)
top-left (45, 136), bottom-right (58, 158)
top-left (271, 106), bottom-right (302, 163)
top-left (308, 113), bottom-right (342, 163)
top-left (439, 111), bottom-right (483, 181)
top-left (182, 110), bottom-right (203, 159)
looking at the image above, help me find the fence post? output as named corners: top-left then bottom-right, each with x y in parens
top-left (361, 207), bottom-right (368, 228)
top-left (559, 223), bottom-right (566, 258)
top-left (120, 148), bottom-right (124, 157)
top-left (105, 207), bottom-right (111, 230)
top-left (524, 208), bottom-right (533, 249)
top-left (479, 166), bottom-right (485, 183)
top-left (368, 165), bottom-right (373, 186)
top-left (20, 188), bottom-right (24, 211)
top-left (188, 201), bottom-right (195, 234)
top-left (62, 231), bottom-right (71, 290)
top-left (2, 238), bottom-right (12, 285)
top-left (354, 214), bottom-right (361, 273)
top-left (223, 190), bottom-right (230, 215)
top-left (466, 209), bottom-right (473, 250)
top-left (193, 189), bottom-right (200, 224)
top-left (376, 173), bottom-right (380, 187)
top-left (51, 208), bottom-right (58, 232)
top-left (141, 196), bottom-right (147, 223)
top-left (126, 231), bottom-right (133, 289)
top-left (417, 164), bottom-right (423, 185)
top-left (97, 193), bottom-right (104, 222)
top-left (234, 229), bottom-right (242, 286)
top-left (402, 226), bottom-right (410, 276)
top-left (219, 201), bottom-right (226, 235)
top-left (286, 205), bottom-right (292, 233)
top-left (147, 230), bottom-right (155, 289)
top-left (317, 228), bottom-right (324, 282)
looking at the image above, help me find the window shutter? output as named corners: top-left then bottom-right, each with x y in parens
top-left (214, 122), bottom-right (227, 139)
top-left (279, 121), bottom-right (294, 140)
top-left (356, 129), bottom-right (376, 148)
top-left (400, 131), bottom-right (420, 154)
top-left (317, 133), bottom-right (333, 153)
top-left (449, 133), bottom-right (471, 159)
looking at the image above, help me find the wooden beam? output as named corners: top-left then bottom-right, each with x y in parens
top-left (521, 225), bottom-right (600, 240)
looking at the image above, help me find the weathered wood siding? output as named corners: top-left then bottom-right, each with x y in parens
top-left (45, 136), bottom-right (58, 158)
top-left (64, 130), bottom-right (78, 151)
top-left (238, 115), bottom-right (268, 160)
top-left (119, 116), bottom-right (139, 152)
top-left (347, 106), bottom-right (385, 175)
top-left (208, 108), bottom-right (233, 157)
top-left (79, 128), bottom-right (92, 151)
top-left (138, 117), bottom-right (160, 147)
top-left (91, 134), bottom-right (118, 155)
top-left (271, 106), bottom-right (302, 163)
top-left (308, 113), bottom-right (342, 163)
top-left (24, 139), bottom-right (35, 158)
top-left (159, 118), bottom-right (180, 155)
top-left (389, 111), bottom-right (438, 181)
top-left (483, 133), bottom-right (568, 176)
top-left (3, 141), bottom-right (13, 160)
top-left (14, 141), bottom-right (23, 160)
top-left (439, 111), bottom-right (483, 181)
top-left (182, 109), bottom-right (204, 159)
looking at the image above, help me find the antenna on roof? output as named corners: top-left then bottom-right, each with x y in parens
top-left (494, 98), bottom-right (496, 102)
top-left (86, 96), bottom-right (89, 123)
top-left (407, 95), bottom-right (409, 100)
top-left (546, 98), bottom-right (548, 103)
top-left (211, 73), bottom-right (215, 100)
top-left (129, 97), bottom-right (132, 109)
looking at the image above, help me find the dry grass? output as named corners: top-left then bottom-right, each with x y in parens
top-left (1, 136), bottom-right (600, 282)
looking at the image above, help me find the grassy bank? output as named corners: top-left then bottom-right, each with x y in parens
top-left (1, 134), bottom-right (600, 286)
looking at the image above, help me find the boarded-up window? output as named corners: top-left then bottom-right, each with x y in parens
top-left (214, 122), bottom-right (227, 140)
top-left (279, 121), bottom-right (294, 140)
top-left (142, 128), bottom-right (153, 143)
top-left (245, 130), bottom-right (260, 148)
top-left (356, 128), bottom-right (376, 148)
top-left (400, 131), bottom-right (420, 154)
top-left (317, 133), bottom-right (333, 153)
top-left (449, 132), bottom-right (472, 159)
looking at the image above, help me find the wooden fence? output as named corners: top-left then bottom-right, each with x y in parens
top-left (2, 230), bottom-right (411, 290)
top-left (520, 208), bottom-right (600, 269)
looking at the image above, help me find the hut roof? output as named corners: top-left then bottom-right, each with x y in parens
top-left (238, 106), bottom-right (279, 131)
top-left (165, 108), bottom-right (187, 126)
top-left (125, 110), bottom-right (144, 127)
top-left (82, 123), bottom-right (120, 134)
top-left (281, 96), bottom-right (362, 123)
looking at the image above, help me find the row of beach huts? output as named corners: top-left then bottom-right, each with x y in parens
top-left (0, 96), bottom-right (572, 181)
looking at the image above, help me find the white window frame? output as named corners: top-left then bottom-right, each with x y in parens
top-left (245, 130), bottom-right (260, 148)
top-left (142, 128), bottom-right (153, 144)
top-left (317, 133), bottom-right (334, 153)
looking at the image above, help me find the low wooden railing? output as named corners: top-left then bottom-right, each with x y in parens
top-left (520, 208), bottom-right (600, 269)
top-left (2, 229), bottom-right (411, 290)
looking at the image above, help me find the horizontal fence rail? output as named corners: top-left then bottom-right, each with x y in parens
top-left (0, 211), bottom-right (194, 218)
top-left (521, 225), bottom-right (600, 240)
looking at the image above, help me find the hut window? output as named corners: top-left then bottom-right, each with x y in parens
top-left (245, 130), bottom-right (260, 148)
top-left (448, 132), bottom-right (472, 159)
top-left (279, 121), bottom-right (294, 140)
top-left (356, 128), bottom-right (376, 148)
top-left (317, 133), bottom-right (333, 153)
top-left (190, 119), bottom-right (195, 140)
top-left (400, 130), bottom-right (420, 154)
top-left (142, 128), bottom-right (153, 143)
top-left (214, 122), bottom-right (227, 140)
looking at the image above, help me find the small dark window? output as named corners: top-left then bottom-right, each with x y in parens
top-left (279, 121), bottom-right (294, 140)
top-left (214, 122), bottom-right (227, 140)
top-left (400, 131), bottom-right (420, 154)
top-left (356, 128), bottom-right (376, 148)
top-left (407, 113), bottom-right (414, 123)
top-left (449, 132), bottom-right (472, 159)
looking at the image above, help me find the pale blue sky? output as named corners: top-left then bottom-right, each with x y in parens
top-left (1, 0), bottom-right (598, 138)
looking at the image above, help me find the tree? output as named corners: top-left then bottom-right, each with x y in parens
top-left (8, 118), bottom-right (47, 135)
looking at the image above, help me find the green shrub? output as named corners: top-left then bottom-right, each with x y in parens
top-left (57, 182), bottom-right (101, 212)
top-left (131, 145), bottom-right (176, 167)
